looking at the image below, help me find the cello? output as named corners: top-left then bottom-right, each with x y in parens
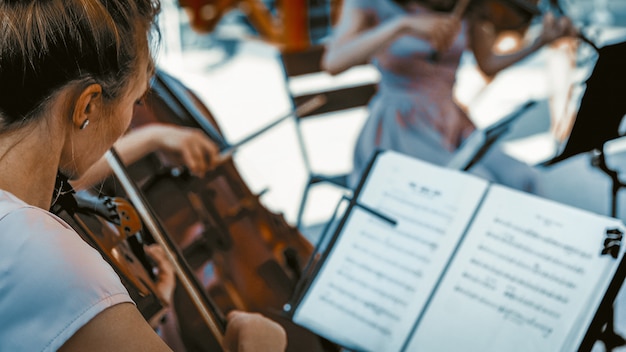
top-left (98, 68), bottom-right (337, 351)
top-left (176, 0), bottom-right (342, 52)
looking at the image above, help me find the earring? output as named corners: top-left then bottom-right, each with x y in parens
top-left (80, 119), bottom-right (90, 130)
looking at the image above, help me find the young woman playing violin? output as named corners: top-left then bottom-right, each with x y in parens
top-left (322, 0), bottom-right (578, 193)
top-left (0, 0), bottom-right (285, 351)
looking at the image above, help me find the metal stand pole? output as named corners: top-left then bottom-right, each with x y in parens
top-left (591, 149), bottom-right (626, 351)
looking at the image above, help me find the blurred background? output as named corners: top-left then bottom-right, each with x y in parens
top-left (154, 0), bottom-right (626, 238)
top-left (149, 0), bottom-right (626, 350)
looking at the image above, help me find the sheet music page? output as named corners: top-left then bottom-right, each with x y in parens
top-left (292, 151), bottom-right (489, 351)
top-left (405, 184), bottom-right (625, 352)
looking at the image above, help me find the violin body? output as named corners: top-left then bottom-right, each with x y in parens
top-left (50, 189), bottom-right (167, 326)
top-left (53, 175), bottom-right (226, 351)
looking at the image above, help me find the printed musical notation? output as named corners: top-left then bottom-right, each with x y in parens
top-left (483, 232), bottom-right (585, 275)
top-left (492, 217), bottom-right (592, 260)
top-left (359, 227), bottom-right (431, 264)
top-left (293, 152), bottom-right (490, 351)
top-left (293, 151), bottom-right (625, 352)
top-left (293, 207), bottom-right (439, 351)
top-left (405, 184), bottom-right (622, 352)
top-left (318, 294), bottom-right (393, 337)
top-left (454, 285), bottom-right (556, 337)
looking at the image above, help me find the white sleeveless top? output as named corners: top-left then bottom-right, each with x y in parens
top-left (0, 190), bottom-right (133, 351)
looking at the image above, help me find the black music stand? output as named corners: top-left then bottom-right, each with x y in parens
top-left (542, 40), bottom-right (626, 352)
top-left (543, 41), bottom-right (626, 166)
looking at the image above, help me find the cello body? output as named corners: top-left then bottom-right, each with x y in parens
top-left (104, 69), bottom-right (336, 351)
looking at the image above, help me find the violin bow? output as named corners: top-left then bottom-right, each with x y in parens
top-left (218, 93), bottom-right (327, 160)
top-left (452, 0), bottom-right (472, 18)
top-left (105, 148), bottom-right (227, 347)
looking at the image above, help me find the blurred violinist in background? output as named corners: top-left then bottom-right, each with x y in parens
top-left (321, 0), bottom-right (578, 193)
top-left (456, 0), bottom-right (584, 146)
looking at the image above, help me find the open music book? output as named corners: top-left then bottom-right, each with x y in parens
top-left (287, 150), bottom-right (626, 352)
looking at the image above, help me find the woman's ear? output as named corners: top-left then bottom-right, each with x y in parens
top-left (72, 84), bottom-right (103, 130)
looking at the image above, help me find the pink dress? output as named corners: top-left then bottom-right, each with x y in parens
top-left (346, 0), bottom-right (539, 193)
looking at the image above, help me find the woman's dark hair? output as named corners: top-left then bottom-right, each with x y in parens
top-left (0, 0), bottom-right (161, 128)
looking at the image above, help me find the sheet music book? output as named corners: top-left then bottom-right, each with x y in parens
top-left (287, 150), bottom-right (626, 352)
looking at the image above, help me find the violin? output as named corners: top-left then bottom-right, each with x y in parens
top-left (423, 0), bottom-right (597, 52)
top-left (50, 175), bottom-right (167, 327)
top-left (478, 0), bottom-right (599, 52)
top-left (413, 0), bottom-right (540, 31)
top-left (51, 172), bottom-right (227, 350)
top-left (105, 149), bottom-right (228, 349)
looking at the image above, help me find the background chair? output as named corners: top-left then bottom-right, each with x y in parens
top-left (278, 44), bottom-right (379, 229)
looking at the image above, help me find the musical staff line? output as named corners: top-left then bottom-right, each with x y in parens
top-left (503, 289), bottom-right (561, 319)
top-left (328, 283), bottom-right (401, 321)
top-left (454, 285), bottom-right (554, 338)
top-left (470, 258), bottom-right (569, 304)
top-left (494, 218), bottom-right (592, 259)
top-left (461, 271), bottom-right (497, 291)
top-left (337, 269), bottom-right (408, 306)
top-left (360, 230), bottom-right (432, 263)
top-left (393, 229), bottom-right (438, 251)
top-left (353, 243), bottom-right (422, 278)
top-left (319, 295), bottom-right (393, 336)
top-left (346, 256), bottom-right (415, 292)
top-left (383, 191), bottom-right (454, 223)
top-left (485, 231), bottom-right (585, 274)
top-left (477, 244), bottom-right (577, 289)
